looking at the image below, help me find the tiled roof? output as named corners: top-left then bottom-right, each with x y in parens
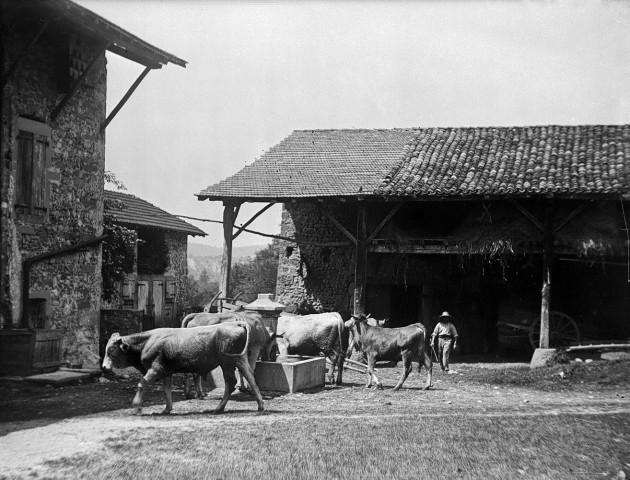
top-left (197, 125), bottom-right (630, 202)
top-left (377, 125), bottom-right (630, 197)
top-left (105, 191), bottom-right (205, 236)
top-left (197, 129), bottom-right (417, 200)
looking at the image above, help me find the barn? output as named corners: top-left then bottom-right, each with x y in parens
top-left (103, 190), bottom-right (206, 328)
top-left (197, 126), bottom-right (630, 355)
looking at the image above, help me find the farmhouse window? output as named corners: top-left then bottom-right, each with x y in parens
top-left (15, 117), bottom-right (51, 221)
top-left (28, 298), bottom-right (48, 329)
top-left (137, 229), bottom-right (169, 274)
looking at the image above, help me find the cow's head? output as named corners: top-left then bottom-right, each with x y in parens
top-left (347, 314), bottom-right (369, 335)
top-left (348, 314), bottom-right (369, 325)
top-left (102, 333), bottom-right (132, 371)
top-left (261, 332), bottom-right (284, 362)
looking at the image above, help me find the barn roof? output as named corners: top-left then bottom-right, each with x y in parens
top-left (105, 191), bottom-right (205, 237)
top-left (197, 129), bottom-right (417, 201)
top-left (197, 124), bottom-right (630, 202)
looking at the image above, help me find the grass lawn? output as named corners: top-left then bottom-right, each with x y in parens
top-left (43, 412), bottom-right (629, 480)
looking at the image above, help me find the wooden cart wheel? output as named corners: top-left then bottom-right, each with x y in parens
top-left (529, 311), bottom-right (580, 349)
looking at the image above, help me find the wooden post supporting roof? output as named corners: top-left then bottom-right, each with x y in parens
top-left (219, 202), bottom-right (238, 312)
top-left (354, 204), bottom-right (367, 315)
top-left (512, 199), bottom-right (593, 349)
top-left (539, 202), bottom-right (554, 348)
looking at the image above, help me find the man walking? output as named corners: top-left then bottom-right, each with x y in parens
top-left (431, 311), bottom-right (459, 373)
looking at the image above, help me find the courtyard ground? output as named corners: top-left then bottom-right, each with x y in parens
top-left (0, 354), bottom-right (628, 479)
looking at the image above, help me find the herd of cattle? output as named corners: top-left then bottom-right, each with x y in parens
top-left (102, 309), bottom-right (434, 415)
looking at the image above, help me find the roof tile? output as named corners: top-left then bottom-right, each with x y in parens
top-left (377, 125), bottom-right (630, 197)
top-left (105, 191), bottom-right (205, 236)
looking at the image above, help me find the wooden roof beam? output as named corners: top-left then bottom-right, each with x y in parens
top-left (554, 200), bottom-right (592, 233)
top-left (322, 210), bottom-right (357, 245)
top-left (232, 202), bottom-right (274, 240)
top-left (510, 199), bottom-right (544, 232)
top-left (100, 65), bottom-right (152, 132)
top-left (367, 202), bottom-right (404, 243)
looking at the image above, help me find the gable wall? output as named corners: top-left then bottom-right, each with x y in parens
top-left (1, 21), bottom-right (107, 368)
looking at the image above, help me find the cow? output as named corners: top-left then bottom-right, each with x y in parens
top-left (180, 310), bottom-right (278, 398)
top-left (346, 316), bottom-right (389, 359)
top-left (102, 322), bottom-right (265, 415)
top-left (276, 312), bottom-right (348, 385)
top-left (345, 314), bottom-right (432, 391)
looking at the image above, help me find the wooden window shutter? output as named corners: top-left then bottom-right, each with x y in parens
top-left (166, 280), bottom-right (176, 298)
top-left (15, 118), bottom-right (52, 218)
top-left (16, 131), bottom-right (34, 209)
top-left (122, 280), bottom-right (134, 299)
top-left (32, 134), bottom-right (48, 213)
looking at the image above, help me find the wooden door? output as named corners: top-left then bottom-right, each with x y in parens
top-left (152, 280), bottom-right (165, 327)
top-left (137, 281), bottom-right (149, 312)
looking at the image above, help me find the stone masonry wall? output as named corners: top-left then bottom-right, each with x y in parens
top-left (165, 231), bottom-right (188, 319)
top-left (276, 203), bottom-right (356, 318)
top-left (1, 24), bottom-right (107, 369)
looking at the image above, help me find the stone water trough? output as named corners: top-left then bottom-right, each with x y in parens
top-left (245, 294), bottom-right (326, 393)
top-left (255, 355), bottom-right (326, 393)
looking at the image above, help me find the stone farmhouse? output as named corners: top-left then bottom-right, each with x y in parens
top-left (198, 126), bottom-right (630, 355)
top-left (0, 0), bottom-right (185, 375)
top-left (103, 190), bottom-right (205, 329)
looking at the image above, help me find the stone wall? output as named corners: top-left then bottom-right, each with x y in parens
top-left (1, 23), bottom-right (107, 369)
top-left (165, 231), bottom-right (188, 316)
top-left (276, 203), bottom-right (355, 317)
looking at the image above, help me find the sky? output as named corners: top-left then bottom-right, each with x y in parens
top-left (76, 0), bottom-right (630, 247)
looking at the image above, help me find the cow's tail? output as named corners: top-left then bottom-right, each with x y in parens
top-left (337, 313), bottom-right (347, 355)
top-left (181, 313), bottom-right (198, 328)
top-left (224, 321), bottom-right (251, 358)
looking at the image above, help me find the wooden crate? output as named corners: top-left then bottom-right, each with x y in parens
top-left (0, 329), bottom-right (62, 376)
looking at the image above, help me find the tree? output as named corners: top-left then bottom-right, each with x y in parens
top-left (230, 241), bottom-right (280, 303)
top-left (180, 268), bottom-right (220, 312)
top-left (199, 268), bottom-right (211, 286)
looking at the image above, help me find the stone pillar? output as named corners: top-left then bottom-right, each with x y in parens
top-left (245, 293), bottom-right (285, 334)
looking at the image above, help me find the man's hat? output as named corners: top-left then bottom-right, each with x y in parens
top-left (439, 311), bottom-right (452, 320)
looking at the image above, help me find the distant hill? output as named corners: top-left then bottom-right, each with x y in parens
top-left (187, 242), bottom-right (269, 280)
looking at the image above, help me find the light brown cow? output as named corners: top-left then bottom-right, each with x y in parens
top-left (276, 312), bottom-right (348, 385)
top-left (346, 316), bottom-right (388, 358)
top-left (180, 310), bottom-right (278, 398)
top-left (102, 323), bottom-right (265, 414)
top-left (345, 314), bottom-right (432, 390)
